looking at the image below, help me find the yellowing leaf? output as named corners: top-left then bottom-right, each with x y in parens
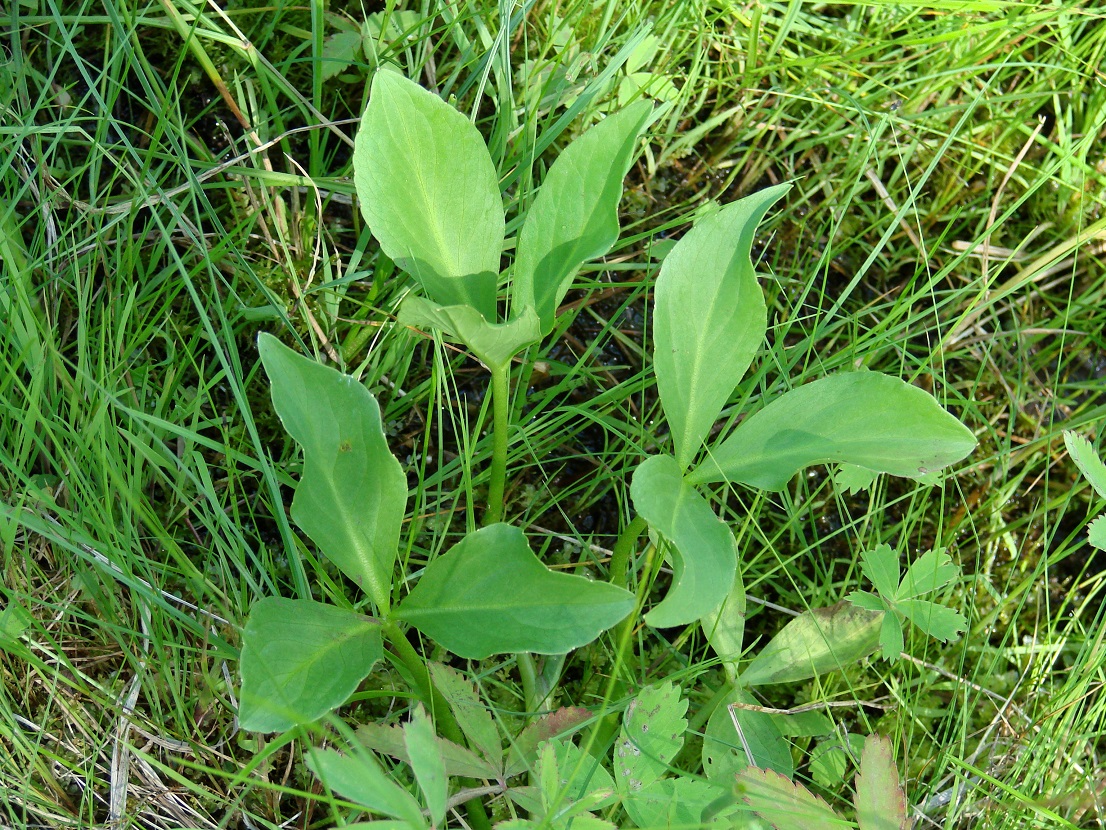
top-left (854, 735), bottom-right (908, 830)
top-left (737, 767), bottom-right (846, 829)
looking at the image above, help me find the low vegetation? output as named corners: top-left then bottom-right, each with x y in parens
top-left (1, 2), bottom-right (1105, 828)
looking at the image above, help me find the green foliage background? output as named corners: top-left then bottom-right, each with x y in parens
top-left (1, 1), bottom-right (1105, 827)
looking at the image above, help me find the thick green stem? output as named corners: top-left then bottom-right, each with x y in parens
top-left (610, 515), bottom-right (648, 589)
top-left (382, 621), bottom-right (465, 745)
top-left (382, 622), bottom-right (492, 830)
top-left (582, 536), bottom-right (658, 758)
top-left (484, 361), bottom-right (511, 526)
top-left (517, 652), bottom-right (539, 713)
top-left (516, 653), bottom-right (566, 713)
top-left (609, 514), bottom-right (648, 658)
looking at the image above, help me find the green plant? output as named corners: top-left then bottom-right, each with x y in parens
top-left (238, 67), bottom-right (978, 824)
top-left (1064, 430), bottom-right (1106, 550)
top-left (354, 68), bottom-right (652, 526)
top-left (324, 676), bottom-right (917, 829)
top-left (238, 334), bottom-right (635, 733)
top-left (847, 545), bottom-right (968, 661)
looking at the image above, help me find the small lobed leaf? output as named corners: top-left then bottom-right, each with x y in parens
top-left (631, 454), bottom-right (738, 628)
top-left (690, 371), bottom-right (977, 490)
top-left (511, 101), bottom-right (652, 334)
top-left (356, 722), bottom-right (499, 780)
top-left (835, 463), bottom-right (880, 495)
top-left (1089, 514), bottom-right (1106, 550)
top-left (0, 596), bottom-right (31, 648)
top-left (427, 662), bottom-right (502, 766)
top-left (258, 333), bottom-right (406, 610)
top-left (809, 734), bottom-right (865, 789)
top-left (854, 735), bottom-right (908, 830)
top-left (239, 597), bottom-right (382, 733)
top-left (739, 601), bottom-right (883, 687)
top-left (736, 766), bottom-right (845, 830)
top-left (846, 591), bottom-right (887, 613)
top-left (878, 612), bottom-right (905, 662)
top-left (614, 681), bottom-right (687, 796)
top-left (505, 707), bottom-right (592, 778)
top-left (896, 598), bottom-right (966, 644)
top-left (653, 184), bottom-right (790, 468)
top-left (396, 524), bottom-right (634, 659)
top-left (308, 746), bottom-right (426, 828)
top-left (1065, 430), bottom-right (1106, 500)
top-left (534, 737), bottom-right (616, 812)
top-left (321, 31), bottom-right (361, 80)
top-left (354, 70), bottom-right (502, 318)
top-left (896, 549), bottom-right (958, 600)
top-left (403, 706), bottom-right (447, 827)
top-left (859, 544), bottom-right (901, 601)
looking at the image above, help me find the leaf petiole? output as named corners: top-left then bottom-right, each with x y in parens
top-left (484, 358), bottom-right (511, 526)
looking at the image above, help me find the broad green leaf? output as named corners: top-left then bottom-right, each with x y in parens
top-left (354, 70), bottom-right (502, 319)
top-left (855, 735), bottom-right (908, 830)
top-left (1065, 430), bottom-right (1106, 499)
top-left (622, 778), bottom-right (737, 830)
top-left (308, 746), bottom-right (426, 828)
top-left (404, 706), bottom-right (447, 827)
top-left (654, 184), bottom-right (790, 468)
top-left (398, 295), bottom-right (540, 370)
top-left (736, 767), bottom-right (845, 830)
top-left (427, 663), bottom-right (502, 766)
top-left (631, 455), bottom-right (737, 628)
top-left (701, 568), bottom-right (746, 685)
top-left (859, 544), bottom-right (901, 600)
top-left (690, 372), bottom-right (977, 490)
top-left (773, 710), bottom-right (835, 739)
top-left (897, 598), bottom-right (966, 643)
top-left (258, 333), bottom-right (405, 609)
top-left (703, 689), bottom-right (792, 782)
top-left (739, 602), bottom-right (883, 687)
top-left (356, 722), bottom-right (499, 779)
top-left (897, 549), bottom-right (958, 599)
top-left (239, 598), bottom-right (383, 732)
top-left (511, 101), bottom-right (651, 334)
top-left (396, 524), bottom-right (634, 659)
top-left (614, 682), bottom-right (686, 796)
